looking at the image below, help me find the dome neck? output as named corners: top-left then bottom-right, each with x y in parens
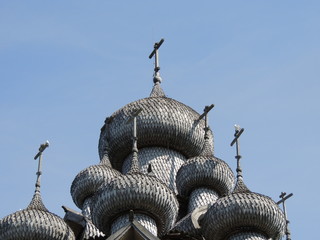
top-left (149, 81), bottom-right (166, 97)
top-left (100, 141), bottom-right (113, 167)
top-left (128, 141), bottom-right (140, 174)
top-left (199, 104), bottom-right (214, 156)
top-left (233, 176), bottom-right (251, 193)
top-left (201, 126), bottom-right (213, 156)
top-left (127, 109), bottom-right (142, 174)
top-left (26, 191), bottom-right (49, 211)
top-left (100, 117), bottom-right (113, 167)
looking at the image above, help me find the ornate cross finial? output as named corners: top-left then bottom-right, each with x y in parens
top-left (199, 104), bottom-right (214, 130)
top-left (149, 38), bottom-right (164, 84)
top-left (198, 104), bottom-right (214, 155)
top-left (230, 125), bottom-right (244, 179)
top-left (127, 108), bottom-right (142, 174)
top-left (33, 141), bottom-right (49, 193)
top-left (277, 192), bottom-right (293, 240)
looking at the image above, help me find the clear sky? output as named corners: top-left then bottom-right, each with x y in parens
top-left (0, 1), bottom-right (319, 239)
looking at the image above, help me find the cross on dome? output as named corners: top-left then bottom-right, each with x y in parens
top-left (277, 192), bottom-right (293, 240)
top-left (33, 141), bottom-right (50, 193)
top-left (149, 38), bottom-right (164, 84)
top-left (230, 125), bottom-right (244, 179)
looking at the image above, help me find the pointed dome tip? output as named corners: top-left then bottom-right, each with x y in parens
top-left (233, 177), bottom-right (251, 194)
top-left (26, 191), bottom-right (49, 212)
top-left (150, 82), bottom-right (166, 97)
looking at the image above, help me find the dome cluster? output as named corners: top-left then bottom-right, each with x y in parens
top-left (0, 39), bottom-right (288, 240)
top-left (67, 78), bottom-right (286, 239)
top-left (71, 83), bottom-right (206, 237)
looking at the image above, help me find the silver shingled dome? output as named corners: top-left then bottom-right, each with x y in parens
top-left (99, 96), bottom-right (214, 170)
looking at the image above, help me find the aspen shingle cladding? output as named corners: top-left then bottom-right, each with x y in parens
top-left (122, 147), bottom-right (186, 194)
top-left (71, 164), bottom-right (121, 209)
top-left (200, 188), bottom-right (286, 240)
top-left (98, 96), bottom-right (214, 170)
top-left (0, 192), bottom-right (75, 240)
top-left (176, 156), bottom-right (235, 197)
top-left (91, 173), bottom-right (179, 237)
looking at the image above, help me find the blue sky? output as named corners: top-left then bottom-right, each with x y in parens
top-left (0, 1), bottom-right (319, 239)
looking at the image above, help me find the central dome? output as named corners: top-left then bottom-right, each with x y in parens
top-left (99, 96), bottom-right (214, 170)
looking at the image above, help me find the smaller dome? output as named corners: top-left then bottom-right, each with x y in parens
top-left (71, 164), bottom-right (121, 209)
top-left (0, 192), bottom-right (75, 240)
top-left (91, 173), bottom-right (179, 236)
top-left (200, 180), bottom-right (286, 240)
top-left (176, 156), bottom-right (235, 197)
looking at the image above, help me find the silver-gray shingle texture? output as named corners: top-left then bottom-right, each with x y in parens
top-left (0, 192), bottom-right (76, 240)
top-left (98, 96), bottom-right (214, 170)
top-left (91, 173), bottom-right (179, 237)
top-left (176, 155), bottom-right (235, 198)
top-left (71, 163), bottom-right (121, 209)
top-left (200, 179), bottom-right (286, 240)
top-left (122, 147), bottom-right (186, 194)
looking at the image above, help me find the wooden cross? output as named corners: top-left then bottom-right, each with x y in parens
top-left (199, 104), bottom-right (214, 135)
top-left (149, 38), bottom-right (164, 83)
top-left (33, 141), bottom-right (49, 192)
top-left (277, 192), bottom-right (293, 240)
top-left (230, 125), bottom-right (245, 178)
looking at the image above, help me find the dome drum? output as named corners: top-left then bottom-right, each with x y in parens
top-left (188, 187), bottom-right (219, 213)
top-left (122, 147), bottom-right (186, 194)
